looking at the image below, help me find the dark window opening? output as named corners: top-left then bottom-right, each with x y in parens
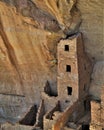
top-left (65, 45), bottom-right (69, 51)
top-left (66, 65), bottom-right (71, 72)
top-left (65, 100), bottom-right (70, 103)
top-left (67, 87), bottom-right (72, 95)
top-left (102, 128), bottom-right (104, 130)
top-left (82, 124), bottom-right (89, 130)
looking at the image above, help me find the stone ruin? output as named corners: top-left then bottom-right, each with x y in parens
top-left (1, 33), bottom-right (102, 130)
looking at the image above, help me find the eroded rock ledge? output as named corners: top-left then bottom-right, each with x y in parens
top-left (0, 0), bottom-right (81, 34)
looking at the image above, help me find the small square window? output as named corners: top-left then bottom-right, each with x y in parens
top-left (67, 87), bottom-right (72, 95)
top-left (65, 45), bottom-right (69, 51)
top-left (66, 65), bottom-right (71, 72)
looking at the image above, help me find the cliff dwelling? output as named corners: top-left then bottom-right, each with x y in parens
top-left (0, 0), bottom-right (104, 130)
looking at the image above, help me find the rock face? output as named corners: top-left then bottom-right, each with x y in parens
top-left (89, 61), bottom-right (104, 99)
top-left (78, 0), bottom-right (104, 61)
top-left (0, 0), bottom-right (104, 130)
top-left (0, 0), bottom-right (61, 123)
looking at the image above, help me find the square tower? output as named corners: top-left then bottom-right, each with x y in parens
top-left (57, 33), bottom-right (92, 101)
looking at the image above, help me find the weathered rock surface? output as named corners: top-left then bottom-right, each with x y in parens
top-left (78, 0), bottom-right (104, 61)
top-left (89, 61), bottom-right (104, 99)
top-left (0, 0), bottom-right (104, 129)
top-left (0, 1), bottom-right (62, 123)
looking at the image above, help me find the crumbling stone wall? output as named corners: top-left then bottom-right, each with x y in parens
top-left (101, 86), bottom-right (104, 128)
top-left (1, 123), bottom-right (33, 130)
top-left (35, 100), bottom-right (45, 129)
top-left (90, 101), bottom-right (101, 129)
top-left (44, 101), bottom-right (61, 130)
top-left (0, 0), bottom-right (104, 130)
top-left (52, 100), bottom-right (87, 130)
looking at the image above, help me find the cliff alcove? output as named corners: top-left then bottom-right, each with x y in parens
top-left (0, 0), bottom-right (104, 130)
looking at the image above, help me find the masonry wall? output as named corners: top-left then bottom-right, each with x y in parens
top-left (44, 101), bottom-right (61, 130)
top-left (90, 86), bottom-right (104, 130)
top-left (77, 35), bottom-right (93, 99)
top-left (101, 86), bottom-right (104, 128)
top-left (90, 101), bottom-right (101, 127)
top-left (90, 100), bottom-right (104, 130)
top-left (57, 36), bottom-right (79, 102)
top-left (64, 125), bottom-right (82, 130)
top-left (1, 123), bottom-right (33, 130)
top-left (35, 100), bottom-right (45, 128)
top-left (57, 33), bottom-right (92, 108)
top-left (52, 100), bottom-right (85, 130)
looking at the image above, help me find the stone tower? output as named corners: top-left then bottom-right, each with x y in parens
top-left (57, 33), bottom-right (92, 102)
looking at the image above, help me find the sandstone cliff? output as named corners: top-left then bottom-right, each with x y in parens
top-left (0, 0), bottom-right (104, 130)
